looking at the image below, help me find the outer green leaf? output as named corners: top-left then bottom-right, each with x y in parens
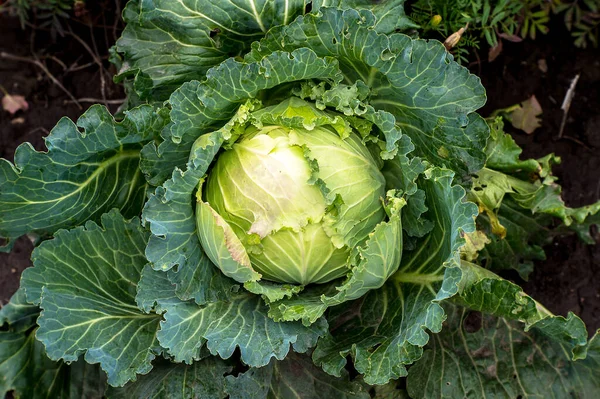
top-left (20, 210), bottom-right (162, 387)
top-left (225, 365), bottom-right (272, 399)
top-left (157, 292), bottom-right (327, 367)
top-left (0, 331), bottom-right (107, 399)
top-left (243, 280), bottom-right (304, 303)
top-left (106, 352), bottom-right (369, 399)
top-left (105, 357), bottom-right (232, 399)
top-left (472, 165), bottom-right (600, 236)
top-left (323, 193), bottom-right (405, 304)
top-left (0, 290), bottom-right (107, 399)
top-left (313, 168), bottom-right (477, 384)
top-left (470, 117), bottom-right (600, 276)
top-left (314, 0), bottom-right (418, 34)
top-left (407, 304), bottom-right (600, 398)
top-left (0, 288), bottom-right (38, 332)
top-left (483, 117), bottom-right (540, 174)
top-left (115, 0), bottom-right (309, 101)
top-left (481, 117), bottom-right (600, 230)
top-left (224, 352), bottom-right (370, 399)
top-left (372, 382), bottom-right (410, 399)
top-left (50, 358), bottom-right (107, 399)
top-left (116, 0), bottom-right (417, 102)
top-left (477, 198), bottom-right (550, 280)
top-left (166, 249), bottom-right (237, 306)
top-left (455, 260), bottom-right (590, 359)
top-left (249, 8), bottom-right (488, 177)
top-left (0, 104), bottom-right (166, 250)
top-left (382, 155), bottom-right (432, 239)
top-left (135, 265), bottom-right (181, 314)
top-left (142, 129), bottom-right (238, 305)
top-left (107, 46), bottom-right (146, 113)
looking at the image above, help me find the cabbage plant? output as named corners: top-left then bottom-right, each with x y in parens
top-left (1, 1), bottom-right (599, 398)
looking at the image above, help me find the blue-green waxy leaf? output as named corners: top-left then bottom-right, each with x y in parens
top-left (135, 265), bottom-right (182, 314)
top-left (135, 267), bottom-right (318, 373)
top-left (115, 0), bottom-right (417, 102)
top-left (224, 352), bottom-right (370, 399)
top-left (475, 197), bottom-right (548, 280)
top-left (407, 304), bottom-right (600, 399)
top-left (0, 104), bottom-right (166, 251)
top-left (115, 0), bottom-right (310, 101)
top-left (0, 288), bottom-right (38, 333)
top-left (157, 292), bottom-right (327, 367)
top-left (105, 357), bottom-right (232, 399)
top-left (313, 168), bottom-right (477, 385)
top-left (248, 7), bottom-right (489, 178)
top-left (383, 156), bottom-right (432, 239)
top-left (143, 130), bottom-right (237, 305)
top-left (0, 289), bottom-right (107, 399)
top-left (0, 331), bottom-right (107, 399)
top-left (20, 210), bottom-right (162, 387)
top-left (404, 251), bottom-right (599, 398)
top-left (106, 352), bottom-right (370, 399)
top-left (313, 0), bottom-right (418, 34)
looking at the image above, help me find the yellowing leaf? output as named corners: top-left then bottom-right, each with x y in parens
top-left (444, 26), bottom-right (467, 50)
top-left (508, 95), bottom-right (542, 134)
top-left (2, 94), bottom-right (29, 115)
top-left (461, 230), bottom-right (491, 261)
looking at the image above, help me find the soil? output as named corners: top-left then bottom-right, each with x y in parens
top-left (0, 12), bottom-right (599, 335)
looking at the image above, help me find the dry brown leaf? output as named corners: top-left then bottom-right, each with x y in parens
top-left (508, 95), bottom-right (543, 134)
top-left (444, 24), bottom-right (468, 50)
top-left (498, 32), bottom-right (523, 42)
top-left (488, 41), bottom-right (503, 62)
top-left (2, 94), bottom-right (29, 114)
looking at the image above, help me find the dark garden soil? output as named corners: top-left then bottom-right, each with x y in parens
top-left (1, 13), bottom-right (599, 335)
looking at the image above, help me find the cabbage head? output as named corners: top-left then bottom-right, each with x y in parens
top-left (199, 103), bottom-right (389, 285)
top-left (193, 97), bottom-right (405, 293)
